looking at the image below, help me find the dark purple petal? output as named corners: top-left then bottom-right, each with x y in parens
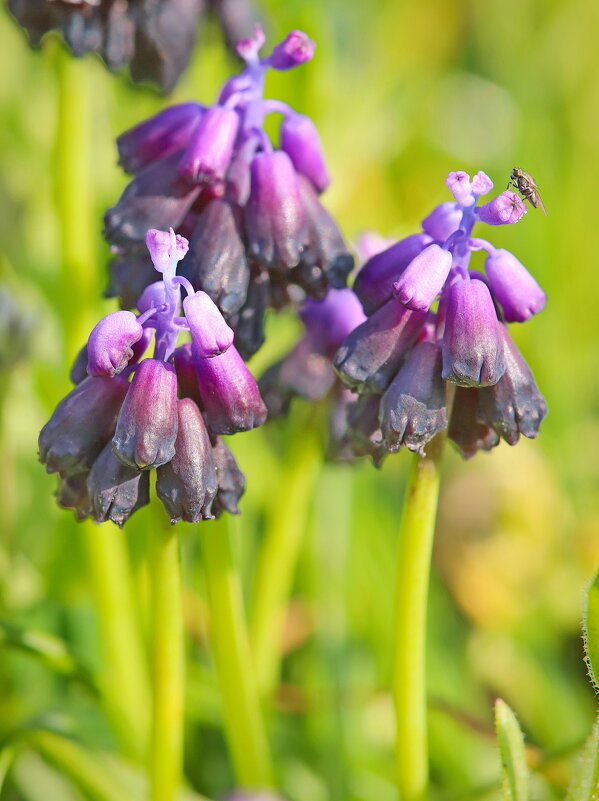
top-left (87, 311), bottom-right (144, 377)
top-left (442, 278), bottom-right (506, 387)
top-left (88, 442), bottom-right (150, 527)
top-left (393, 244), bottom-right (453, 312)
top-left (56, 472), bottom-right (92, 521)
top-left (39, 376), bottom-right (129, 477)
top-left (280, 113), bottom-right (329, 193)
top-left (334, 299), bottom-right (427, 394)
top-left (172, 343), bottom-right (203, 406)
top-left (228, 270), bottom-right (269, 360)
top-left (156, 398), bottom-right (218, 523)
top-left (194, 345), bottom-right (267, 435)
top-left (103, 0), bottom-right (136, 70)
top-left (353, 233), bottom-right (432, 315)
top-left (183, 290), bottom-right (235, 357)
top-left (484, 248), bottom-right (546, 322)
top-left (117, 103), bottom-right (204, 175)
top-left (104, 150), bottom-right (201, 248)
top-left (379, 341), bottom-right (447, 455)
top-left (211, 436), bottom-right (246, 516)
top-left (113, 358), bottom-right (178, 469)
top-left (345, 393), bottom-right (386, 465)
top-left (178, 105), bottom-right (240, 185)
top-left (448, 387), bottom-right (499, 459)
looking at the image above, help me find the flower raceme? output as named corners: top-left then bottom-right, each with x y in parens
top-left (334, 170), bottom-right (547, 459)
top-left (105, 27), bottom-right (353, 360)
top-left (39, 227), bottom-right (265, 526)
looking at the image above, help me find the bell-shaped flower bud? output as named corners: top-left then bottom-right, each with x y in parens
top-left (156, 399), bottom-right (218, 523)
top-left (280, 113), bottom-right (329, 193)
top-left (183, 290), bottom-right (235, 358)
top-left (116, 102), bottom-right (204, 174)
top-left (448, 387), bottom-right (499, 459)
top-left (353, 233), bottom-right (432, 315)
top-left (87, 310), bottom-right (144, 377)
top-left (334, 298), bottom-right (427, 394)
top-left (88, 442), bottom-right (150, 527)
top-left (478, 191), bottom-right (526, 225)
top-left (379, 341), bottom-right (447, 455)
top-left (421, 202), bottom-right (462, 242)
top-left (300, 289), bottom-right (366, 352)
top-left (146, 227), bottom-right (189, 273)
top-left (477, 326), bottom-right (547, 445)
top-left (137, 280), bottom-right (169, 314)
top-left (211, 437), bottom-right (246, 516)
top-left (104, 150), bottom-right (201, 247)
top-left (228, 271), bottom-right (270, 361)
top-left (180, 200), bottom-right (250, 316)
top-left (39, 375), bottom-right (130, 476)
top-left (471, 171), bottom-right (494, 196)
top-left (442, 278), bottom-right (506, 387)
top-left (267, 30), bottom-right (315, 70)
top-left (393, 244), bottom-right (453, 312)
top-left (178, 105), bottom-right (240, 185)
top-left (56, 473), bottom-right (92, 521)
top-left (446, 171), bottom-right (474, 206)
top-left (484, 248), bottom-right (546, 322)
top-left (113, 358), bottom-right (178, 469)
top-left (193, 345), bottom-right (267, 435)
top-left (245, 150), bottom-right (308, 270)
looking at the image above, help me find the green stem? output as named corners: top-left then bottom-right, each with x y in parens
top-left (392, 434), bottom-right (445, 801)
top-left (149, 521), bottom-right (185, 801)
top-left (250, 421), bottom-right (322, 699)
top-left (201, 517), bottom-right (274, 788)
top-left (81, 521), bottom-right (151, 761)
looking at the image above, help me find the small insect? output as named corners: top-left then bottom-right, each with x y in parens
top-left (507, 167), bottom-right (547, 215)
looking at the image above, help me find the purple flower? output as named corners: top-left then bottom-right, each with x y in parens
top-left (88, 443), bottom-right (150, 527)
top-left (86, 311), bottom-right (144, 378)
top-left (393, 244), bottom-right (453, 312)
top-left (448, 387), bottom-right (499, 459)
top-left (267, 30), bottom-right (315, 70)
top-left (178, 105), bottom-right (240, 185)
top-left (280, 113), bottom-right (329, 193)
top-left (56, 473), bottom-right (91, 521)
top-left (421, 202), bottom-right (462, 241)
top-left (478, 191), bottom-right (527, 225)
top-left (211, 436), bottom-right (246, 516)
top-left (183, 290), bottom-right (235, 357)
top-left (483, 247), bottom-right (546, 322)
top-left (446, 171), bottom-right (475, 206)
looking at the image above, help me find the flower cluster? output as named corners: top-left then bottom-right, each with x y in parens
top-left (105, 26), bottom-right (353, 359)
top-left (40, 228), bottom-right (267, 526)
top-left (334, 170), bottom-right (547, 459)
top-left (8, 0), bottom-right (258, 92)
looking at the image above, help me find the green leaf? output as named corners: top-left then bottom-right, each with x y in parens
top-left (566, 715), bottom-right (599, 801)
top-left (494, 698), bottom-right (529, 801)
top-left (582, 569), bottom-right (599, 690)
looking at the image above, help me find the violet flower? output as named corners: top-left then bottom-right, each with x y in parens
top-left (333, 169), bottom-right (547, 459)
top-left (105, 26), bottom-right (353, 360)
top-left (41, 227), bottom-right (265, 526)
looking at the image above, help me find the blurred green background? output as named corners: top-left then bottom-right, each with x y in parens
top-left (0, 0), bottom-right (598, 798)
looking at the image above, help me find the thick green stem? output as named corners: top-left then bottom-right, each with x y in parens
top-left (392, 434), bottom-right (445, 801)
top-left (202, 517), bottom-right (273, 789)
top-left (81, 521), bottom-right (151, 761)
top-left (250, 424), bottom-right (322, 699)
top-left (149, 522), bottom-right (185, 801)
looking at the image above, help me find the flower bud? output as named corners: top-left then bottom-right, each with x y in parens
top-left (442, 278), bottom-right (506, 387)
top-left (345, 394), bottom-right (386, 464)
top-left (87, 311), bottom-right (144, 377)
top-left (446, 171), bottom-right (474, 206)
top-left (113, 359), bottom-right (178, 469)
top-left (281, 113), bottom-right (329, 193)
top-left (471, 171), bottom-right (493, 196)
top-left (146, 227), bottom-right (189, 273)
top-left (228, 271), bottom-right (270, 360)
top-left (379, 341), bottom-right (447, 455)
top-left (421, 202), bottom-right (462, 241)
top-left (478, 191), bottom-right (526, 225)
top-left (484, 248), bottom-right (546, 322)
top-left (183, 290), bottom-right (235, 357)
top-left (88, 442), bottom-right (150, 527)
top-left (178, 105), bottom-right (240, 184)
top-left (193, 345), bottom-right (267, 435)
top-left (267, 30), bottom-right (315, 70)
top-left (56, 473), bottom-right (92, 521)
top-left (448, 387), bottom-right (499, 459)
top-left (393, 244), bottom-right (453, 312)
top-left (211, 437), bottom-right (246, 516)
top-left (156, 399), bottom-right (218, 523)
top-left (39, 376), bottom-right (129, 476)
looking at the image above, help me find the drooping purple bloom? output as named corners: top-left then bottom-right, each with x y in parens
top-left (211, 436), bottom-right (246, 516)
top-left (483, 247), bottom-right (546, 322)
top-left (183, 290), bottom-right (235, 357)
top-left (178, 105), bottom-right (240, 185)
top-left (448, 387), bottom-right (499, 459)
top-left (393, 244), bottom-right (453, 312)
top-left (88, 443), bottom-right (150, 527)
top-left (280, 113), bottom-right (329, 193)
top-left (86, 311), bottom-right (144, 377)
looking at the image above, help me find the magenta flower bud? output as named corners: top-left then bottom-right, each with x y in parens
top-left (334, 299), bottom-right (427, 394)
top-left (193, 345), bottom-right (267, 435)
top-left (448, 387), bottom-right (499, 458)
top-left (39, 376), bottom-right (129, 476)
top-left (267, 30), bottom-right (315, 70)
top-left (183, 290), bottom-right (235, 357)
top-left (245, 151), bottom-right (308, 270)
top-left (379, 341), bottom-right (447, 455)
top-left (86, 311), bottom-right (144, 377)
top-left (137, 280), bottom-right (168, 314)
top-left (88, 442), bottom-right (150, 527)
top-left (156, 399), bottom-right (218, 523)
top-left (116, 103), bottom-right (204, 174)
top-left (478, 191), bottom-right (526, 225)
top-left (178, 105), bottom-right (240, 184)
top-left (300, 289), bottom-right (366, 350)
top-left (446, 171), bottom-right (474, 206)
top-left (146, 227), bottom-right (189, 273)
top-left (471, 170), bottom-right (493, 196)
top-left (113, 358), bottom-right (178, 469)
top-left (393, 244), bottom-right (453, 312)
top-left (280, 113), bottom-right (329, 193)
top-left (353, 234), bottom-right (432, 315)
top-left (421, 202), bottom-right (462, 241)
top-left (211, 437), bottom-right (246, 516)
top-left (442, 278), bottom-right (506, 387)
top-left (484, 248), bottom-right (546, 322)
